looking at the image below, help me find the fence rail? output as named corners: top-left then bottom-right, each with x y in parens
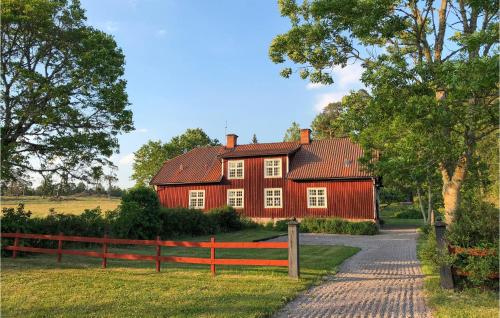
top-left (1, 231), bottom-right (293, 276)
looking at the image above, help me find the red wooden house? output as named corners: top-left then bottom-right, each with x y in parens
top-left (151, 129), bottom-right (380, 222)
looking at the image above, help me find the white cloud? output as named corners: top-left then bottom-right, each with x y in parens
top-left (118, 153), bottom-right (135, 166)
top-left (135, 128), bottom-right (148, 133)
top-left (156, 29), bottom-right (167, 37)
top-left (313, 91), bottom-right (349, 112)
top-left (310, 62), bottom-right (364, 112)
top-left (306, 82), bottom-right (326, 90)
top-left (104, 21), bottom-right (119, 33)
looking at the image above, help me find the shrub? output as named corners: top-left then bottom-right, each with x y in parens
top-left (159, 207), bottom-right (214, 238)
top-left (300, 218), bottom-right (378, 235)
top-left (274, 219), bottom-right (293, 232)
top-left (207, 206), bottom-right (242, 233)
top-left (112, 186), bottom-right (161, 239)
top-left (394, 208), bottom-right (423, 219)
top-left (447, 200), bottom-right (499, 248)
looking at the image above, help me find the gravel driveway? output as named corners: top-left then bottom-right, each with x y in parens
top-left (271, 228), bottom-right (432, 318)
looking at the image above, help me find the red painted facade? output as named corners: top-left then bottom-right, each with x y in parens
top-left (156, 156), bottom-right (377, 220)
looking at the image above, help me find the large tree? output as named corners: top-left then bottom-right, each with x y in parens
top-left (132, 128), bottom-right (220, 186)
top-left (270, 0), bottom-right (498, 224)
top-left (1, 0), bottom-right (133, 184)
top-left (283, 121), bottom-right (301, 141)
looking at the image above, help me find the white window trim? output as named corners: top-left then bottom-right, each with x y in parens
top-left (307, 187), bottom-right (327, 208)
top-left (264, 188), bottom-right (283, 208)
top-left (264, 158), bottom-right (282, 178)
top-left (227, 189), bottom-right (244, 208)
top-left (188, 190), bottom-right (205, 209)
top-left (227, 160), bottom-right (244, 179)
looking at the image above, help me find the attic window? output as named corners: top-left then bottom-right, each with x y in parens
top-left (344, 159), bottom-right (352, 167)
top-left (228, 160), bottom-right (244, 179)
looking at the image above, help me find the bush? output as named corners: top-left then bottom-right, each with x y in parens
top-left (274, 219), bottom-right (293, 232)
top-left (159, 207), bottom-right (214, 237)
top-left (207, 206), bottom-right (242, 233)
top-left (112, 186), bottom-right (161, 239)
top-left (419, 199), bottom-right (499, 288)
top-left (300, 218), bottom-right (378, 235)
top-left (394, 208), bottom-right (423, 219)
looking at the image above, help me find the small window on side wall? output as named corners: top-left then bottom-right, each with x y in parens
top-left (228, 160), bottom-right (244, 179)
top-left (307, 187), bottom-right (327, 208)
top-left (264, 158), bottom-right (282, 178)
top-left (189, 190), bottom-right (205, 209)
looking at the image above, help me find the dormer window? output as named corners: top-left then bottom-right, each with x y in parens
top-left (228, 160), bottom-right (244, 179)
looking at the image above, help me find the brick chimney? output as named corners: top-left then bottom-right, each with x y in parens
top-left (300, 129), bottom-right (311, 145)
top-left (226, 134), bottom-right (238, 149)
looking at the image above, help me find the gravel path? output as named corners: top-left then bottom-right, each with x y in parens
top-left (271, 228), bottom-right (432, 318)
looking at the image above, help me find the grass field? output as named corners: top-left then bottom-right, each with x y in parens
top-left (1, 196), bottom-right (120, 217)
top-left (380, 204), bottom-right (425, 228)
top-left (1, 229), bottom-right (359, 318)
top-left (417, 234), bottom-right (499, 318)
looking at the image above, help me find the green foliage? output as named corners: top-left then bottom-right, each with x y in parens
top-left (270, 0), bottom-right (499, 223)
top-left (300, 218), bottom-right (378, 235)
top-left (207, 206), bottom-right (242, 233)
top-left (274, 219), bottom-right (292, 232)
top-left (112, 186), bottom-right (161, 239)
top-left (418, 199), bottom-right (500, 287)
top-left (283, 121), bottom-right (301, 142)
top-left (1, 0), bottom-right (133, 182)
top-left (447, 200), bottom-right (499, 248)
top-left (132, 128), bottom-right (220, 186)
top-left (159, 207), bottom-right (215, 237)
top-left (394, 208), bottom-right (423, 219)
top-left (311, 101), bottom-right (349, 139)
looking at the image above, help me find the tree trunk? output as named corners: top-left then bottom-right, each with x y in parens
top-left (427, 177), bottom-right (433, 224)
top-left (440, 155), bottom-right (468, 225)
top-left (416, 187), bottom-right (427, 223)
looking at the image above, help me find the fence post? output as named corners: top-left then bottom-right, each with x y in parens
top-left (12, 230), bottom-right (20, 259)
top-left (435, 221), bottom-right (454, 289)
top-left (102, 234), bottom-right (108, 269)
top-left (156, 235), bottom-right (161, 272)
top-left (288, 219), bottom-right (300, 279)
top-left (57, 232), bottom-right (63, 263)
top-left (210, 236), bottom-right (216, 276)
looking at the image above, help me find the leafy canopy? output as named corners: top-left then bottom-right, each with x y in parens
top-left (1, 0), bottom-right (133, 183)
top-left (270, 0), bottom-right (499, 222)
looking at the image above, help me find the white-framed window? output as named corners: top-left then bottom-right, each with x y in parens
top-left (264, 158), bottom-right (282, 178)
top-left (189, 190), bottom-right (205, 209)
top-left (228, 160), bottom-right (244, 179)
top-left (264, 188), bottom-right (283, 208)
top-left (307, 187), bottom-right (327, 208)
top-left (227, 189), bottom-right (244, 208)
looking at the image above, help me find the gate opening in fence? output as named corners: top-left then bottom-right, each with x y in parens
top-left (1, 222), bottom-right (300, 278)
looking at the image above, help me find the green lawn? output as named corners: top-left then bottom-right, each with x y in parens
top-left (380, 204), bottom-right (425, 228)
top-left (1, 196), bottom-right (120, 217)
top-left (1, 229), bottom-right (359, 318)
top-left (417, 233), bottom-right (499, 318)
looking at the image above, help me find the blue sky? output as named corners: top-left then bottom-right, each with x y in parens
top-left (80, 0), bottom-right (364, 188)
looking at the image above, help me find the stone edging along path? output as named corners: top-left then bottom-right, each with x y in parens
top-left (270, 229), bottom-right (433, 318)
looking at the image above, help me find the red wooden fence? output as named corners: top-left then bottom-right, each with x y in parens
top-left (1, 232), bottom-right (288, 276)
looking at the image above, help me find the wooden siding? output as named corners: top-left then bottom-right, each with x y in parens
top-left (156, 156), bottom-right (375, 220)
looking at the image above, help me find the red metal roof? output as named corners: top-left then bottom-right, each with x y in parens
top-left (287, 139), bottom-right (372, 180)
top-left (219, 141), bottom-right (301, 158)
top-left (150, 138), bottom-right (372, 185)
top-left (150, 146), bottom-right (224, 185)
